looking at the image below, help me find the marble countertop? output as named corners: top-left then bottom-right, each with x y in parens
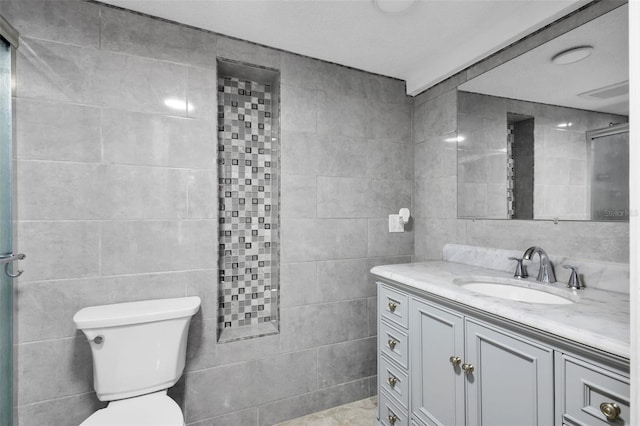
top-left (371, 261), bottom-right (630, 359)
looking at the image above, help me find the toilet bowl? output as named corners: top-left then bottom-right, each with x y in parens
top-left (73, 297), bottom-right (201, 426)
top-left (79, 391), bottom-right (183, 426)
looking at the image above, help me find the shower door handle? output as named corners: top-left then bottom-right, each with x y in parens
top-left (0, 253), bottom-right (26, 278)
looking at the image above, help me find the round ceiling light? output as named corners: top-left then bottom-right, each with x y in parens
top-left (373, 0), bottom-right (417, 14)
top-left (551, 46), bottom-right (594, 65)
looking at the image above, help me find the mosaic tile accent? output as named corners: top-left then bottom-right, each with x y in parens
top-left (507, 124), bottom-right (515, 218)
top-left (217, 76), bottom-right (279, 335)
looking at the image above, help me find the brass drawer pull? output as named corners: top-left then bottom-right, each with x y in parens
top-left (387, 375), bottom-right (398, 388)
top-left (462, 363), bottom-right (475, 374)
top-left (388, 413), bottom-right (398, 425)
top-left (449, 356), bottom-right (461, 366)
top-left (600, 402), bottom-right (621, 420)
top-left (387, 339), bottom-right (397, 350)
top-left (388, 301), bottom-right (397, 312)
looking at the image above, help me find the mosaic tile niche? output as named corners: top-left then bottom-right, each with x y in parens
top-left (217, 60), bottom-right (280, 342)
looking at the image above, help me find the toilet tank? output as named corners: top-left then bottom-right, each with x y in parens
top-left (73, 297), bottom-right (201, 401)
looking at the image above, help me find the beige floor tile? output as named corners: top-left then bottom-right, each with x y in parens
top-left (275, 397), bottom-right (377, 426)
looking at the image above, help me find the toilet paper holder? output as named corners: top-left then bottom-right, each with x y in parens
top-left (398, 208), bottom-right (410, 225)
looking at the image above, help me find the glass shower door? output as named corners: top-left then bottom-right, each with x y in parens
top-left (0, 36), bottom-right (13, 426)
top-left (587, 123), bottom-right (630, 221)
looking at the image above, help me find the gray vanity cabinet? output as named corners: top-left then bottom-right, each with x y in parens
top-left (378, 285), bottom-right (411, 426)
top-left (464, 319), bottom-right (554, 426)
top-left (410, 297), bottom-right (465, 426)
top-left (555, 353), bottom-right (630, 425)
top-left (376, 280), bottom-right (630, 426)
top-left (409, 296), bottom-right (553, 426)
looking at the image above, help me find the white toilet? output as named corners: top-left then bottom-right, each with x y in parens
top-left (73, 296), bottom-right (201, 426)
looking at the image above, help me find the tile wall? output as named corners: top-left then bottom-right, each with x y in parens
top-left (2, 1), bottom-right (413, 424)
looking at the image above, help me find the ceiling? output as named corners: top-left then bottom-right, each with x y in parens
top-left (98, 0), bottom-right (590, 96)
top-left (460, 3), bottom-right (629, 115)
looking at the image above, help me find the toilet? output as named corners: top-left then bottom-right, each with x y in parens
top-left (73, 296), bottom-right (201, 426)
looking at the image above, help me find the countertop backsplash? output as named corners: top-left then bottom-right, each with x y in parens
top-left (442, 244), bottom-right (629, 294)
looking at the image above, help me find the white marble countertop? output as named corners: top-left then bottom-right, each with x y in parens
top-left (371, 261), bottom-right (630, 360)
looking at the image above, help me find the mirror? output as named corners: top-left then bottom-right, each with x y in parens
top-left (457, 4), bottom-right (629, 221)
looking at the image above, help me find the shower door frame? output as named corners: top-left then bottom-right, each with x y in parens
top-left (0, 15), bottom-right (18, 426)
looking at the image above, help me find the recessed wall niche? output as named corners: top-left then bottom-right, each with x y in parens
top-left (216, 59), bottom-right (280, 343)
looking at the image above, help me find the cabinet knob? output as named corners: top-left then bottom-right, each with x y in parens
top-left (388, 302), bottom-right (397, 313)
top-left (462, 363), bottom-right (475, 374)
top-left (388, 414), bottom-right (398, 425)
top-left (600, 402), bottom-right (621, 420)
top-left (449, 356), bottom-right (461, 366)
top-left (387, 339), bottom-right (397, 350)
top-left (387, 375), bottom-right (398, 388)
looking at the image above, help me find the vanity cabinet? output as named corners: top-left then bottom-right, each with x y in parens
top-left (555, 353), bottom-right (630, 425)
top-left (376, 280), bottom-right (630, 426)
top-left (409, 297), bottom-right (465, 426)
top-left (410, 296), bottom-right (553, 426)
top-left (378, 284), bottom-right (412, 425)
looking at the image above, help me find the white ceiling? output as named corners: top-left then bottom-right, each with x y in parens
top-left (98, 0), bottom-right (590, 96)
top-left (460, 3), bottom-right (629, 115)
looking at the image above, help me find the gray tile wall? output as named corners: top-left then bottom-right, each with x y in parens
top-left (4, 1), bottom-right (413, 424)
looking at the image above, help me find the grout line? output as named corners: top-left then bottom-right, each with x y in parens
top-left (16, 391), bottom-right (97, 408)
top-left (15, 157), bottom-right (216, 172)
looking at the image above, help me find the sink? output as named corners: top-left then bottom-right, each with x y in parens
top-left (459, 282), bottom-right (574, 305)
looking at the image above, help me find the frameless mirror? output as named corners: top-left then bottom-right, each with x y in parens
top-left (457, 4), bottom-right (629, 221)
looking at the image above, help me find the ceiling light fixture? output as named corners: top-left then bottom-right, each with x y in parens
top-left (551, 46), bottom-right (593, 65)
top-left (373, 0), bottom-right (417, 15)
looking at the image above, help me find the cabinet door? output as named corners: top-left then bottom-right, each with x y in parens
top-left (465, 319), bottom-right (554, 426)
top-left (557, 353), bottom-right (630, 426)
top-left (410, 298), bottom-right (465, 426)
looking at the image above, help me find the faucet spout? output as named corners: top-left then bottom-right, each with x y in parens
top-left (522, 246), bottom-right (556, 284)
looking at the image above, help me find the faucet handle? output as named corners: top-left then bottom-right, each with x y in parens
top-left (508, 257), bottom-right (528, 279)
top-left (563, 265), bottom-right (584, 290)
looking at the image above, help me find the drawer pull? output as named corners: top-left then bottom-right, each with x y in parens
top-left (388, 413), bottom-right (398, 425)
top-left (388, 301), bottom-right (398, 312)
top-left (449, 356), bottom-right (461, 366)
top-left (387, 339), bottom-right (397, 350)
top-left (462, 363), bottom-right (475, 375)
top-left (600, 402), bottom-right (621, 420)
top-left (387, 375), bottom-right (398, 388)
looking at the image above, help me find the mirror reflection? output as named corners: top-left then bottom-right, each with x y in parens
top-left (457, 4), bottom-right (629, 221)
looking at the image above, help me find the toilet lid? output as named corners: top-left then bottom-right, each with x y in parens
top-left (80, 392), bottom-right (184, 426)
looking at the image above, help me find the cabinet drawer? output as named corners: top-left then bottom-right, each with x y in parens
top-left (380, 319), bottom-right (408, 369)
top-left (560, 354), bottom-right (630, 425)
top-left (379, 390), bottom-right (409, 426)
top-left (379, 284), bottom-right (408, 329)
top-left (380, 354), bottom-right (409, 409)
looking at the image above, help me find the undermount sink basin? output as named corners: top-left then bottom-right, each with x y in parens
top-left (460, 282), bottom-right (574, 305)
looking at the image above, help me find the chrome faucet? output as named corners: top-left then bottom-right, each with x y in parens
top-left (522, 246), bottom-right (556, 284)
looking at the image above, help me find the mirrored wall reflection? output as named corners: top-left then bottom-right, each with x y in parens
top-left (456, 3), bottom-right (629, 222)
top-left (457, 91), bottom-right (628, 221)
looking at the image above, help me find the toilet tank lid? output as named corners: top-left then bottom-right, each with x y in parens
top-left (73, 297), bottom-right (201, 329)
